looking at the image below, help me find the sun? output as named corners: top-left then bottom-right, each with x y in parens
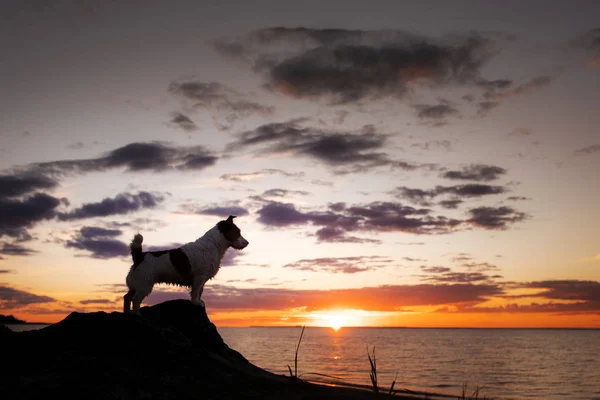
top-left (326, 315), bottom-right (346, 331)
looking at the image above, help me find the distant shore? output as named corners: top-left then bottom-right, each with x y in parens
top-left (0, 314), bottom-right (48, 326)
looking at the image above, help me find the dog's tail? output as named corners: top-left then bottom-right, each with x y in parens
top-left (130, 233), bottom-right (144, 266)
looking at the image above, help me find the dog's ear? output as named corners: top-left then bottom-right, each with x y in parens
top-left (226, 215), bottom-right (237, 223)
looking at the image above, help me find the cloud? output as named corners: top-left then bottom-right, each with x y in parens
top-left (283, 256), bottom-right (392, 274)
top-left (467, 206), bottom-right (528, 229)
top-left (0, 192), bottom-right (63, 239)
top-left (167, 112), bottom-right (199, 132)
top-left (57, 191), bottom-right (165, 221)
top-left (421, 266), bottom-right (452, 273)
top-left (227, 120), bottom-right (418, 174)
top-left (0, 284), bottom-right (56, 309)
top-left (413, 103), bottom-right (459, 120)
top-left (574, 145), bottom-right (600, 156)
top-left (0, 242), bottom-right (37, 256)
top-left (475, 78), bottom-right (512, 91)
top-left (220, 168), bottom-right (305, 182)
top-left (188, 205), bottom-right (250, 217)
top-left (0, 142), bottom-right (216, 238)
top-left (506, 196), bottom-right (530, 201)
top-left (394, 184), bottom-right (507, 206)
top-left (256, 200), bottom-right (463, 237)
top-left (215, 28), bottom-right (496, 104)
top-left (411, 140), bottom-right (453, 151)
top-left (34, 141), bottom-right (218, 174)
top-left (575, 28), bottom-right (600, 51)
top-left (519, 280), bottom-right (600, 303)
top-left (0, 172), bottom-right (58, 199)
top-left (476, 101), bottom-right (500, 115)
top-left (441, 164), bottom-right (507, 181)
top-left (451, 280), bottom-right (600, 314)
top-left (314, 226), bottom-right (381, 244)
top-left (423, 271), bottom-right (501, 284)
top-left (461, 262), bottom-right (499, 271)
top-left (220, 251), bottom-right (245, 268)
top-left (438, 199), bottom-right (463, 209)
top-left (168, 80), bottom-right (274, 127)
top-left (65, 226), bottom-right (128, 259)
top-left (79, 226), bottom-right (123, 238)
top-left (261, 188), bottom-right (310, 197)
top-left (79, 299), bottom-right (114, 305)
top-left (485, 76), bottom-right (553, 100)
top-left (146, 282), bottom-right (504, 312)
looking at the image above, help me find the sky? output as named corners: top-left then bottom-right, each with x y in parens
top-left (1, 0), bottom-right (599, 328)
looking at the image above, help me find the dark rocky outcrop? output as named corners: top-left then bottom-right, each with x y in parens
top-left (0, 300), bottom-right (413, 400)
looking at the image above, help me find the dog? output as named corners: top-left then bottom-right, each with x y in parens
top-left (123, 215), bottom-right (249, 314)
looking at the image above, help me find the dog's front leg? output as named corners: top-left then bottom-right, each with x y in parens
top-left (190, 277), bottom-right (206, 307)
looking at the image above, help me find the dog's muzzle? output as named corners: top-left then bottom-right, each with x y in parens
top-left (231, 235), bottom-right (249, 250)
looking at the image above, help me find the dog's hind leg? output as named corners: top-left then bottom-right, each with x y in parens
top-left (190, 277), bottom-right (206, 307)
top-left (123, 290), bottom-right (135, 313)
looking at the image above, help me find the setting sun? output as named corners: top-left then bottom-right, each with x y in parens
top-left (326, 315), bottom-right (345, 331)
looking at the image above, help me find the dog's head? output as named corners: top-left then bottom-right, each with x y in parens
top-left (217, 215), bottom-right (249, 250)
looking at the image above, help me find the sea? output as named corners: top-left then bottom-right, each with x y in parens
top-left (7, 324), bottom-right (600, 399)
top-left (218, 327), bottom-right (600, 400)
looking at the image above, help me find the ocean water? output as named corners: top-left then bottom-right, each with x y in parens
top-left (218, 327), bottom-right (600, 400)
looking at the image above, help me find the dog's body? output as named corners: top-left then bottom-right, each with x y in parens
top-left (124, 215), bottom-right (248, 314)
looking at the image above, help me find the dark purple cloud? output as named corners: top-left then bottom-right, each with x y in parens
top-left (220, 168), bottom-right (305, 182)
top-left (227, 120), bottom-right (418, 174)
top-left (256, 200), bottom-right (462, 237)
top-left (394, 184), bottom-right (506, 205)
top-left (424, 271), bottom-right (501, 284)
top-left (0, 284), bottom-right (56, 309)
top-left (215, 28), bottom-right (496, 104)
top-left (57, 191), bottom-right (165, 221)
top-left (439, 199), bottom-right (463, 209)
top-left (34, 141), bottom-right (218, 174)
top-left (413, 103), bottom-right (459, 119)
top-left (476, 100), bottom-right (500, 115)
top-left (257, 198), bottom-right (527, 239)
top-left (314, 226), bottom-right (381, 244)
top-left (283, 256), bottom-right (392, 274)
top-left (441, 164), bottom-right (507, 181)
top-left (0, 242), bottom-right (37, 256)
top-left (467, 206), bottom-right (528, 229)
top-left (168, 81), bottom-right (274, 115)
top-left (421, 266), bottom-right (452, 274)
top-left (520, 280), bottom-right (600, 303)
top-left (185, 205), bottom-right (249, 218)
top-left (0, 192), bottom-right (63, 239)
top-left (484, 76), bottom-right (553, 100)
top-left (0, 172), bottom-right (58, 199)
top-left (65, 226), bottom-right (128, 259)
top-left (79, 226), bottom-right (123, 238)
top-left (145, 282), bottom-right (504, 312)
top-left (447, 281), bottom-right (600, 314)
top-left (261, 188), bottom-right (310, 197)
top-left (167, 112), bottom-right (199, 132)
top-left (79, 299), bottom-right (114, 305)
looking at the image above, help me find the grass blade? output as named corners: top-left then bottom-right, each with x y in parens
top-left (294, 325), bottom-right (305, 377)
top-left (367, 345), bottom-right (378, 394)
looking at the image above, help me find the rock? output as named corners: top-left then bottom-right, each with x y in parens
top-left (0, 300), bottom-right (411, 400)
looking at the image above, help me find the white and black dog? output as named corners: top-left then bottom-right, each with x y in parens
top-left (124, 215), bottom-right (249, 314)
